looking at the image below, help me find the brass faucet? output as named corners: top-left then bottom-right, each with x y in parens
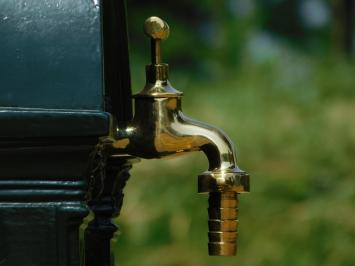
top-left (101, 16), bottom-right (250, 256)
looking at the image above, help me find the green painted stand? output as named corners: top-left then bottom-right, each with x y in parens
top-left (0, 0), bottom-right (132, 265)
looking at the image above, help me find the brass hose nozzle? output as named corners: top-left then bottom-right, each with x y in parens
top-left (199, 168), bottom-right (249, 256)
top-left (208, 192), bottom-right (239, 256)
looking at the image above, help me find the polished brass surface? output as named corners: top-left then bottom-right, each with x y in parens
top-left (144, 16), bottom-right (169, 65)
top-left (208, 192), bottom-right (239, 256)
top-left (144, 16), bottom-right (170, 41)
top-left (143, 16), bottom-right (171, 84)
top-left (101, 16), bottom-right (250, 256)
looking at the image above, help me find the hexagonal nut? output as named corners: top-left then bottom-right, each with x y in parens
top-left (198, 168), bottom-right (250, 193)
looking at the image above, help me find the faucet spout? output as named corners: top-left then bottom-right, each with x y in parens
top-left (117, 95), bottom-right (237, 169)
top-left (173, 111), bottom-right (237, 171)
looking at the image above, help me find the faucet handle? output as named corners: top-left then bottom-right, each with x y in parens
top-left (144, 16), bottom-right (170, 40)
top-left (136, 16), bottom-right (182, 96)
top-left (144, 16), bottom-right (169, 65)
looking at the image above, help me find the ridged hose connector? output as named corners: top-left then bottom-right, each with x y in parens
top-left (208, 191), bottom-right (239, 256)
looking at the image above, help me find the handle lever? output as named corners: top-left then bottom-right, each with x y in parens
top-left (144, 16), bottom-right (170, 65)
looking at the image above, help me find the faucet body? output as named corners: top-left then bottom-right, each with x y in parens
top-left (117, 90), bottom-right (236, 170)
top-left (100, 17), bottom-right (250, 256)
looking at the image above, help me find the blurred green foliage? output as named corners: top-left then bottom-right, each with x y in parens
top-left (113, 1), bottom-right (355, 265)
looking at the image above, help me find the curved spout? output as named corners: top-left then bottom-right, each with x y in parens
top-left (117, 96), bottom-right (237, 172)
top-left (174, 112), bottom-right (237, 171)
top-left (107, 94), bottom-right (249, 194)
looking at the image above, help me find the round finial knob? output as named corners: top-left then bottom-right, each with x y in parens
top-left (144, 16), bottom-right (170, 40)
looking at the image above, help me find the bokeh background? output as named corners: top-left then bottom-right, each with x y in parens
top-left (114, 1), bottom-right (355, 265)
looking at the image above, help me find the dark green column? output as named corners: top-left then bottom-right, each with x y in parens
top-left (0, 0), bottom-right (133, 265)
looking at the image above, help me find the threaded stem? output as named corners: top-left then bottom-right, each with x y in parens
top-left (208, 191), bottom-right (238, 256)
